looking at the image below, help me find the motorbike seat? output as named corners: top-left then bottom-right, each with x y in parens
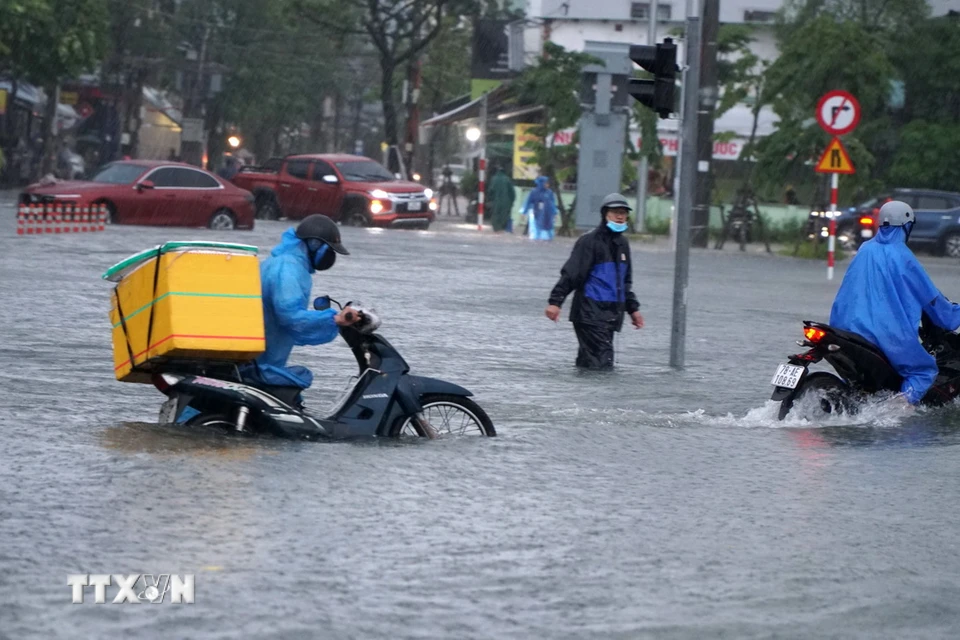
top-left (255, 384), bottom-right (303, 408)
top-left (824, 325), bottom-right (889, 358)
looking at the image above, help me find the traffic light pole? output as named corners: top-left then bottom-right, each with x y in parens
top-left (692, 0), bottom-right (719, 248)
top-left (670, 0), bottom-right (701, 369)
top-left (635, 0), bottom-right (658, 232)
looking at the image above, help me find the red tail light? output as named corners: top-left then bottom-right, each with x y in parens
top-left (152, 374), bottom-right (171, 393)
top-left (859, 216), bottom-right (873, 225)
top-left (804, 327), bottom-right (827, 343)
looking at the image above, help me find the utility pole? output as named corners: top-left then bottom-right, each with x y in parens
top-left (181, 25), bottom-right (209, 168)
top-left (635, 0), bottom-right (658, 231)
top-left (670, 0), bottom-right (701, 369)
top-left (692, 0), bottom-right (719, 248)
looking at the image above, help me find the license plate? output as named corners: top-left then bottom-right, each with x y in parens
top-left (407, 201), bottom-right (422, 212)
top-left (158, 396), bottom-right (178, 424)
top-left (771, 364), bottom-right (805, 389)
top-left (861, 229), bottom-right (873, 238)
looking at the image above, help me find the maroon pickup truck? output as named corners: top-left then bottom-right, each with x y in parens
top-left (232, 154), bottom-right (437, 229)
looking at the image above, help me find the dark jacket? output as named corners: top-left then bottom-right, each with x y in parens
top-left (548, 223), bottom-right (640, 331)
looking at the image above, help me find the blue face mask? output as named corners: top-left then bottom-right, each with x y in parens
top-left (306, 240), bottom-right (333, 270)
top-left (606, 221), bottom-right (628, 233)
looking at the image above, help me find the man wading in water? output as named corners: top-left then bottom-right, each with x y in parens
top-left (545, 193), bottom-right (644, 369)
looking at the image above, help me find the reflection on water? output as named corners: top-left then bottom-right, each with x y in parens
top-left (98, 422), bottom-right (273, 459)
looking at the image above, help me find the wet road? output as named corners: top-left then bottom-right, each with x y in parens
top-left (2, 192), bottom-right (960, 638)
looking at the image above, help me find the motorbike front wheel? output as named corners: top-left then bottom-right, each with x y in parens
top-left (778, 372), bottom-right (856, 421)
top-left (392, 394), bottom-right (496, 437)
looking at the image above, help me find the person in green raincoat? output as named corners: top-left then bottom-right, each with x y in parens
top-left (486, 164), bottom-right (516, 232)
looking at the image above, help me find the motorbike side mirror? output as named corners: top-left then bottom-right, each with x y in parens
top-left (313, 296), bottom-right (331, 311)
top-left (137, 180), bottom-right (155, 191)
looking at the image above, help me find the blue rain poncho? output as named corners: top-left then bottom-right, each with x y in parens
top-left (522, 176), bottom-right (557, 240)
top-left (829, 226), bottom-right (960, 403)
top-left (246, 228), bottom-right (339, 389)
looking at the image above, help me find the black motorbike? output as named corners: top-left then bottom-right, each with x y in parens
top-left (151, 298), bottom-right (495, 439)
top-left (771, 316), bottom-right (960, 420)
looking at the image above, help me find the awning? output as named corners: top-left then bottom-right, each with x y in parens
top-left (421, 84), bottom-right (520, 127)
top-left (0, 80), bottom-right (42, 106)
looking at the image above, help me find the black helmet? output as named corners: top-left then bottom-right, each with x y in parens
top-left (295, 214), bottom-right (349, 255)
top-left (600, 192), bottom-right (633, 214)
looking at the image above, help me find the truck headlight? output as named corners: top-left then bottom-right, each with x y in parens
top-left (370, 189), bottom-right (389, 199)
top-left (370, 199), bottom-right (384, 214)
top-left (423, 188), bottom-right (434, 199)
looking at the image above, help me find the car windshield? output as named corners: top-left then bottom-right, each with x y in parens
top-left (855, 197), bottom-right (879, 210)
top-left (91, 163), bottom-right (145, 185)
top-left (334, 160), bottom-right (395, 182)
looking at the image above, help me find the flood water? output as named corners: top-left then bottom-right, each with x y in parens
top-left (3, 195), bottom-right (960, 638)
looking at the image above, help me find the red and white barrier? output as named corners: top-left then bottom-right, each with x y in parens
top-left (16, 202), bottom-right (109, 236)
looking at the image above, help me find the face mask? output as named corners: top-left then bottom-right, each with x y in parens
top-left (606, 221), bottom-right (628, 233)
top-left (308, 242), bottom-right (332, 270)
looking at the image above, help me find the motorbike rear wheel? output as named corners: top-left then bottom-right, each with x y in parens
top-left (778, 372), bottom-right (855, 421)
top-left (392, 394), bottom-right (496, 437)
top-left (186, 413), bottom-right (239, 432)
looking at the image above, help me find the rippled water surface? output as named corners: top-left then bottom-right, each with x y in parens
top-left (2, 194), bottom-right (960, 638)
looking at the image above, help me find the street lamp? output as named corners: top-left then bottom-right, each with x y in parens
top-left (227, 135), bottom-right (241, 149)
top-left (465, 126), bottom-right (481, 142)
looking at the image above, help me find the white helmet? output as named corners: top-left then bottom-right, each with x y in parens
top-left (878, 200), bottom-right (914, 227)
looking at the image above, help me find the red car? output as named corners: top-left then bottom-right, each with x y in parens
top-left (20, 160), bottom-right (256, 230)
top-left (232, 154), bottom-right (437, 229)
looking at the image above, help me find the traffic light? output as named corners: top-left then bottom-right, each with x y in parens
top-left (628, 38), bottom-right (678, 119)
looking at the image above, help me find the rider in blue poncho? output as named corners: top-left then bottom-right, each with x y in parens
top-left (830, 201), bottom-right (960, 404)
top-left (522, 176), bottom-right (558, 240)
top-left (241, 215), bottom-right (359, 398)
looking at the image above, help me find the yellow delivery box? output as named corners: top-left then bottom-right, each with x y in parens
top-left (103, 241), bottom-right (265, 383)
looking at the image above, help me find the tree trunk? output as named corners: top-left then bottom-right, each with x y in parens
top-left (380, 62), bottom-right (400, 172)
top-left (39, 82), bottom-right (60, 179)
top-left (5, 77), bottom-right (18, 141)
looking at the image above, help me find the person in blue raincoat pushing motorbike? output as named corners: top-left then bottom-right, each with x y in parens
top-left (830, 200), bottom-right (960, 405)
top-left (241, 214), bottom-right (360, 405)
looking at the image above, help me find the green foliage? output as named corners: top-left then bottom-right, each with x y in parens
top-left (644, 217), bottom-right (671, 236)
top-left (754, 15), bottom-right (896, 194)
top-left (894, 17), bottom-right (960, 123)
top-left (513, 42), bottom-right (600, 234)
top-left (0, 0), bottom-right (108, 84)
top-left (459, 170), bottom-right (478, 199)
top-left (889, 121), bottom-right (960, 191)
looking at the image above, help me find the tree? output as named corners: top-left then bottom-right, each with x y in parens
top-left (299, 0), bottom-right (451, 171)
top-left (888, 120), bottom-right (960, 191)
top-left (753, 15), bottom-right (895, 197)
top-left (892, 16), bottom-right (960, 124)
top-left (0, 0), bottom-right (108, 176)
top-left (418, 15), bottom-right (472, 183)
top-left (513, 42), bottom-right (600, 235)
top-left (714, 25), bottom-right (769, 192)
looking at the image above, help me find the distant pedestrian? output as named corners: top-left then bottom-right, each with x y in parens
top-left (439, 165), bottom-right (459, 216)
top-left (545, 193), bottom-right (644, 370)
top-left (486, 164), bottom-right (516, 232)
top-left (218, 156), bottom-right (239, 181)
top-left (521, 176), bottom-right (557, 241)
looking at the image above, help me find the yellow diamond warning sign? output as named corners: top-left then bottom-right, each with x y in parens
top-left (815, 137), bottom-right (855, 174)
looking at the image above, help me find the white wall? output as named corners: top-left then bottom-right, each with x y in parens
top-left (531, 0), bottom-right (785, 22)
top-left (537, 20), bottom-right (778, 61)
